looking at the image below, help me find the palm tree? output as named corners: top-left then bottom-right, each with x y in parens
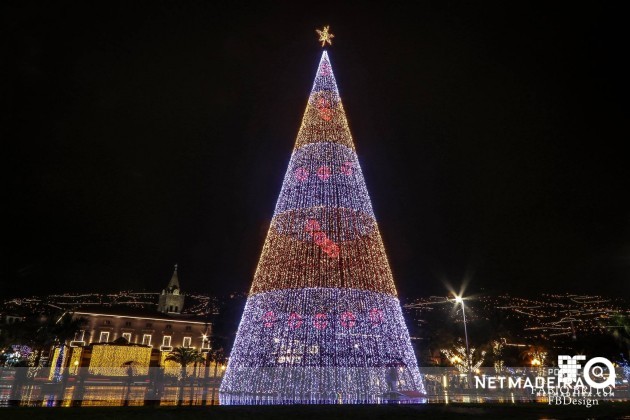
top-left (519, 345), bottom-right (548, 376)
top-left (165, 346), bottom-right (205, 380)
top-left (491, 339), bottom-right (506, 373)
top-left (441, 344), bottom-right (486, 374)
top-left (18, 312), bottom-right (87, 369)
top-left (165, 347), bottom-right (205, 405)
top-left (52, 314), bottom-right (88, 345)
top-left (610, 314), bottom-right (630, 358)
top-left (1, 319), bottom-right (49, 384)
top-left (207, 348), bottom-right (227, 405)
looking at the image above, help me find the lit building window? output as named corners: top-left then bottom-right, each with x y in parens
top-left (71, 330), bottom-right (86, 347)
top-left (99, 331), bottom-right (110, 343)
top-left (202, 336), bottom-right (210, 349)
top-left (162, 336), bottom-right (171, 348)
top-left (183, 337), bottom-right (192, 348)
top-left (122, 332), bottom-right (132, 342)
top-left (142, 334), bottom-right (152, 346)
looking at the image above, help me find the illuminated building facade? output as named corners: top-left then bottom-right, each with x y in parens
top-left (58, 268), bottom-right (211, 375)
top-left (220, 50), bottom-right (425, 404)
top-left (69, 310), bottom-right (210, 352)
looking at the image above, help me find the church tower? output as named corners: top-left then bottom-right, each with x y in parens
top-left (157, 264), bottom-right (185, 314)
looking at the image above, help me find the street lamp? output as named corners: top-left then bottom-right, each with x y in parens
top-left (453, 295), bottom-right (471, 373)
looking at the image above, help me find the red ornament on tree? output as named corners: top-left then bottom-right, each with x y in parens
top-left (340, 311), bottom-right (356, 328)
top-left (262, 311), bottom-right (276, 328)
top-left (313, 313), bottom-right (328, 330)
top-left (369, 308), bottom-right (384, 325)
top-left (340, 161), bottom-right (353, 175)
top-left (288, 312), bottom-right (303, 329)
top-left (294, 167), bottom-right (309, 182)
top-left (317, 165), bottom-right (331, 180)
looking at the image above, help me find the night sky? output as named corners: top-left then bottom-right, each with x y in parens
top-left (5, 1), bottom-right (628, 299)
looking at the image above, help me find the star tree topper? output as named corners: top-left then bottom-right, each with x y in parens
top-left (316, 25), bottom-right (334, 47)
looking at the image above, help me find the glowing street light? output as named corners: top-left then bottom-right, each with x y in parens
top-left (453, 294), bottom-right (471, 373)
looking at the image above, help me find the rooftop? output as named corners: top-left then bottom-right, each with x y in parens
top-left (73, 306), bottom-right (209, 324)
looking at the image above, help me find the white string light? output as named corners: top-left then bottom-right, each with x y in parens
top-left (220, 51), bottom-right (425, 404)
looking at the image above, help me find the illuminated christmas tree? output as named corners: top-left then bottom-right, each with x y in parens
top-left (220, 33), bottom-right (425, 404)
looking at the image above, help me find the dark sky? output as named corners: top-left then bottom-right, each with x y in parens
top-left (5, 1), bottom-right (628, 299)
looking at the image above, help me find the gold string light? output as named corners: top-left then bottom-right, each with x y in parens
top-left (88, 344), bottom-right (151, 376)
top-left (315, 26), bottom-right (334, 47)
top-left (221, 50), bottom-right (424, 404)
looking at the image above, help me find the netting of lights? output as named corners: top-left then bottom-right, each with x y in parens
top-left (220, 51), bottom-right (425, 404)
top-left (88, 344), bottom-right (151, 376)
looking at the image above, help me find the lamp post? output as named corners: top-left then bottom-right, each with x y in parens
top-left (454, 295), bottom-right (471, 373)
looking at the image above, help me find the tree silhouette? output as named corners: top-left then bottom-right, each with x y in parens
top-left (610, 314), bottom-right (630, 358)
top-left (165, 346), bottom-right (205, 406)
top-left (2, 312), bottom-right (87, 368)
top-left (206, 347), bottom-right (227, 404)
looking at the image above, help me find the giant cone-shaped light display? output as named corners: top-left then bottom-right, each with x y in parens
top-left (220, 51), bottom-right (425, 404)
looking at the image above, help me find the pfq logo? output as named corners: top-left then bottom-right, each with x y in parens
top-left (557, 355), bottom-right (615, 389)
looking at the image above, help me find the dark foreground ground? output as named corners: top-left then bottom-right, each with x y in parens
top-left (3, 403), bottom-right (630, 420)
